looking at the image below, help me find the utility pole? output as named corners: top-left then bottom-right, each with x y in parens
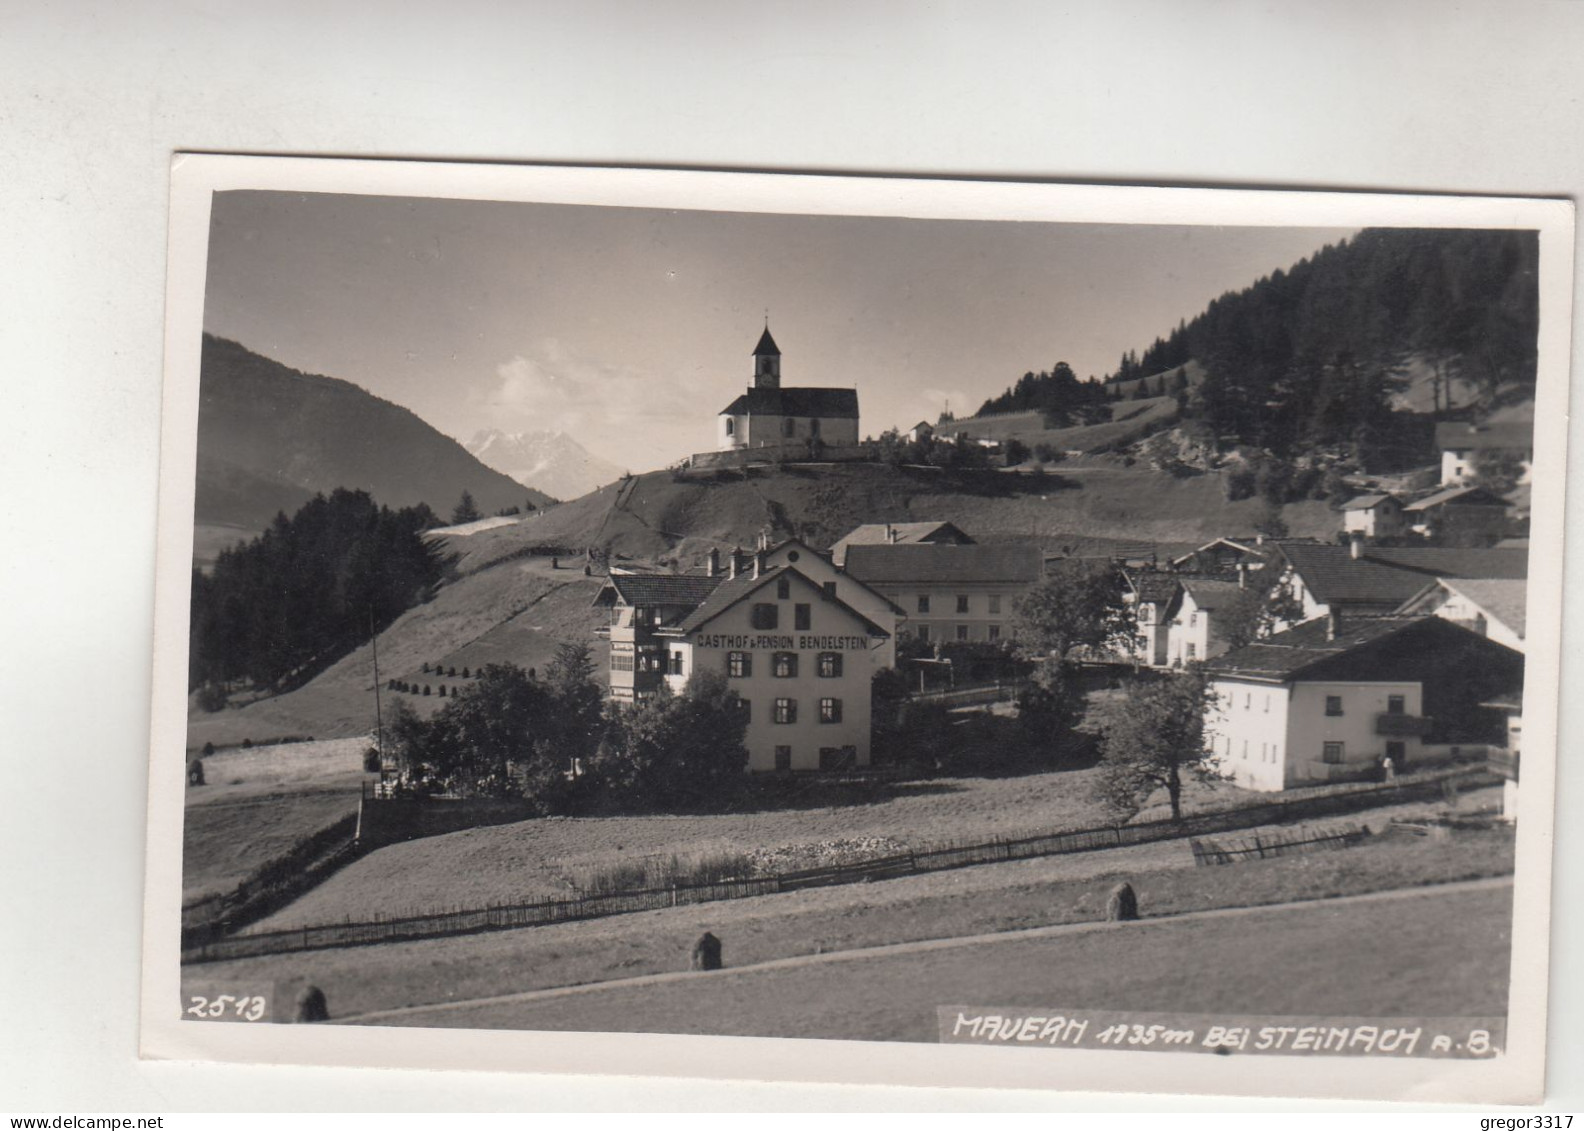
top-left (369, 607), bottom-right (384, 774)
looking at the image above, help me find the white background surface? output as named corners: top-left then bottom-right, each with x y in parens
top-left (2, 0), bottom-right (1580, 1113)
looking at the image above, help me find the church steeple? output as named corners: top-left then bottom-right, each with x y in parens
top-left (752, 320), bottom-right (781, 389)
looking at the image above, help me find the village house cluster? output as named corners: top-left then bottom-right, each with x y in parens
top-left (596, 326), bottom-right (1528, 794)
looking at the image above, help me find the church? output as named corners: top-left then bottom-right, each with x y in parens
top-left (716, 326), bottom-right (860, 453)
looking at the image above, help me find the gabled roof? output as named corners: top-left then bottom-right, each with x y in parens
top-left (1364, 547), bottom-right (1528, 579)
top-left (1179, 577), bottom-right (1247, 612)
top-left (591, 570), bottom-right (725, 609)
top-left (719, 386), bottom-right (859, 419)
top-left (660, 564), bottom-right (890, 639)
top-left (1205, 615), bottom-right (1518, 684)
top-left (1414, 577), bottom-right (1528, 640)
top-left (1435, 421), bottom-right (1533, 452)
top-left (1402, 485), bottom-right (1512, 512)
top-left (829, 521), bottom-right (973, 565)
top-left (752, 326), bottom-right (781, 357)
top-left (1277, 544), bottom-right (1433, 606)
top-left (842, 542), bottom-right (1043, 586)
top-left (1125, 571), bottom-right (1180, 605)
top-left (1339, 493), bottom-right (1399, 511)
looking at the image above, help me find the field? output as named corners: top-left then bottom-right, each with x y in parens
top-left (181, 826), bottom-right (1514, 1027)
top-left (370, 882), bottom-right (1510, 1040)
top-left (182, 737), bottom-right (369, 904)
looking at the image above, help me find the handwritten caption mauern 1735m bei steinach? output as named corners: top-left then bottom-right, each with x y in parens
top-left (938, 1008), bottom-right (1503, 1058)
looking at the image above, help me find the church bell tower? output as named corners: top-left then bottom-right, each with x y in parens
top-left (752, 323), bottom-right (781, 389)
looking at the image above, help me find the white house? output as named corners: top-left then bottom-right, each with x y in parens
top-left (717, 326), bottom-right (860, 454)
top-left (1435, 420), bottom-right (1533, 486)
top-left (841, 541), bottom-right (1042, 647)
top-left (1166, 577), bottom-right (1246, 667)
top-left (1121, 570), bottom-right (1179, 667)
top-left (1204, 615), bottom-right (1524, 791)
top-left (1339, 493), bottom-right (1405, 541)
top-left (1395, 576), bottom-right (1526, 653)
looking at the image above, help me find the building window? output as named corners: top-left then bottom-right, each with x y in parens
top-left (783, 418), bottom-right (796, 438)
top-left (751, 603), bottom-right (778, 630)
top-left (786, 550), bottom-right (800, 563)
top-left (1325, 695), bottom-right (1344, 717)
top-left (917, 595), bottom-right (930, 614)
top-left (1186, 643), bottom-right (1196, 659)
top-left (773, 652), bottom-right (798, 678)
top-left (822, 581), bottom-right (836, 598)
top-left (810, 417), bottom-right (821, 437)
top-left (1189, 612), bottom-right (1198, 627)
top-left (956, 595), bottom-right (970, 614)
top-left (1322, 741), bottom-right (1345, 764)
top-left (956, 624), bottom-right (969, 642)
top-left (819, 746), bottom-right (857, 771)
top-left (670, 651), bottom-right (684, 676)
top-left (774, 698), bottom-right (796, 724)
top-left (1264, 695), bottom-right (1270, 713)
top-left (916, 624), bottom-right (930, 643)
top-left (820, 697), bottom-right (842, 724)
top-left (774, 745), bottom-right (791, 771)
top-left (988, 624), bottom-right (1001, 642)
top-left (776, 577), bottom-right (791, 600)
top-left (988, 595), bottom-right (1001, 615)
top-left (794, 603), bottom-right (811, 631)
top-left (1387, 694), bottom-right (1405, 715)
top-left (727, 651), bottom-right (751, 678)
top-left (1385, 740), bottom-right (1406, 763)
top-left (818, 652), bottom-right (842, 678)
top-left (725, 418), bottom-right (735, 436)
top-left (610, 654), bottom-right (634, 672)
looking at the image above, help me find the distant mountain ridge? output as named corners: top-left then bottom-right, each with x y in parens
top-left (195, 335), bottom-right (553, 530)
top-left (465, 428), bottom-right (622, 501)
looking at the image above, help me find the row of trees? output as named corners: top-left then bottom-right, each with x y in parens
top-left (189, 489), bottom-right (453, 695)
top-left (384, 645), bottom-right (748, 814)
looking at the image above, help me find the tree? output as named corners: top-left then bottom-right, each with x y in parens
top-left (1092, 670), bottom-right (1218, 822)
top-left (1014, 660), bottom-right (1085, 759)
top-left (590, 672), bottom-right (748, 809)
top-left (544, 642), bottom-right (606, 771)
top-left (451, 489), bottom-right (482, 525)
top-left (1470, 450), bottom-right (1525, 495)
top-left (1010, 561), bottom-right (1133, 663)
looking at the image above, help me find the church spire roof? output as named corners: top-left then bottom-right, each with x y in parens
top-left (752, 324), bottom-right (781, 357)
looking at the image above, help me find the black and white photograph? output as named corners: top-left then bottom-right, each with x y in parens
top-left (140, 159), bottom-right (1570, 1102)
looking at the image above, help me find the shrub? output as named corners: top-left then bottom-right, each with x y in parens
top-left (362, 747), bottom-right (381, 773)
top-left (294, 986), bottom-right (329, 1023)
top-left (196, 682), bottom-right (228, 713)
top-left (201, 741), bottom-right (215, 757)
top-left (187, 758), bottom-right (205, 786)
top-left (691, 931), bottom-right (723, 971)
top-left (1107, 882), bottom-right (1140, 921)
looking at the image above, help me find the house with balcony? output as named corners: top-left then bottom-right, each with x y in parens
top-left (1271, 542), bottom-right (1528, 628)
top-left (1203, 615), bottom-right (1523, 791)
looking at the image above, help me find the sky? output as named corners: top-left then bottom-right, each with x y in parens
top-left (202, 191), bottom-right (1355, 472)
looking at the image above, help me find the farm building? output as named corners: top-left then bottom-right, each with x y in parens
top-left (716, 325), bottom-right (860, 455)
top-left (1396, 576), bottom-right (1527, 653)
top-left (1402, 484), bottom-right (1513, 544)
top-left (829, 520), bottom-right (974, 567)
top-left (1204, 615), bottom-right (1524, 791)
top-left (841, 541), bottom-right (1043, 646)
top-left (594, 555), bottom-right (891, 773)
top-left (1270, 542), bottom-right (1528, 628)
top-left (1339, 493), bottom-right (1405, 541)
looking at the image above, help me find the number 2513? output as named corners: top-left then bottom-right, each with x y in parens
top-left (186, 994), bottom-right (266, 1022)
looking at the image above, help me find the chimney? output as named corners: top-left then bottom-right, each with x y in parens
top-left (753, 549), bottom-right (766, 579)
top-left (707, 548), bottom-right (721, 577)
top-left (757, 530), bottom-right (770, 551)
top-left (729, 547), bottom-right (743, 579)
top-left (1236, 562), bottom-right (1248, 590)
top-left (886, 523), bottom-right (896, 544)
top-left (1348, 532), bottom-right (1364, 560)
top-left (1326, 608), bottom-right (1343, 641)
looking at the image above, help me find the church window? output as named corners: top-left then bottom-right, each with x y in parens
top-left (725, 418), bottom-right (735, 436)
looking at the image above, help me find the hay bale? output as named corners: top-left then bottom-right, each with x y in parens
top-left (691, 931), bottom-right (722, 971)
top-left (294, 985), bottom-right (329, 1023)
top-left (186, 758), bottom-right (204, 786)
top-left (1106, 882), bottom-right (1139, 922)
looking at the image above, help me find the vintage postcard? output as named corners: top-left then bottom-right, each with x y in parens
top-left (142, 157), bottom-right (1572, 1103)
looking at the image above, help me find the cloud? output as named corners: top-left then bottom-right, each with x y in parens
top-left (476, 340), bottom-right (709, 466)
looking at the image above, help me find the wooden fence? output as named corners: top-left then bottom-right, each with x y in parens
top-left (1188, 823), bottom-right (1373, 866)
top-left (182, 764), bottom-right (1493, 965)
